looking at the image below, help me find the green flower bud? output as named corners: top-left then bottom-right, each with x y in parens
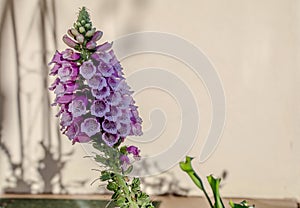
top-left (107, 182), bottom-right (118, 191)
top-left (85, 23), bottom-right (91, 29)
top-left (79, 26), bottom-right (85, 34)
top-left (85, 28), bottom-right (96, 37)
top-left (70, 28), bottom-right (80, 37)
top-left (76, 22), bottom-right (81, 27)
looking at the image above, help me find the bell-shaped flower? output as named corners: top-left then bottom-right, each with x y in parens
top-left (60, 111), bottom-right (73, 127)
top-left (127, 145), bottom-right (141, 159)
top-left (81, 118), bottom-right (100, 137)
top-left (68, 96), bottom-right (88, 117)
top-left (102, 132), bottom-right (119, 147)
top-left (97, 62), bottom-right (114, 77)
top-left (105, 92), bottom-right (121, 106)
top-left (120, 154), bottom-right (130, 171)
top-left (79, 60), bottom-right (96, 79)
top-left (91, 100), bottom-right (109, 117)
top-left (87, 73), bottom-right (107, 89)
top-left (92, 86), bottom-right (110, 100)
top-left (105, 106), bottom-right (122, 122)
top-left (58, 62), bottom-right (78, 82)
top-left (73, 132), bottom-right (91, 144)
top-left (102, 119), bottom-right (120, 134)
top-left (55, 94), bottom-right (73, 104)
top-left (117, 123), bottom-right (131, 137)
top-left (61, 49), bottom-right (81, 61)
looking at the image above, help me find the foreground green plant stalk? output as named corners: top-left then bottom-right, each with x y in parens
top-left (93, 140), bottom-right (154, 208)
top-left (180, 156), bottom-right (255, 208)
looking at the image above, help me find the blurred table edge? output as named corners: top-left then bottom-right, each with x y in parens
top-left (0, 194), bottom-right (299, 208)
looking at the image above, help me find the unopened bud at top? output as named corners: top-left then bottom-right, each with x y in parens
top-left (76, 34), bottom-right (84, 44)
top-left (86, 40), bottom-right (96, 50)
top-left (79, 27), bottom-right (86, 34)
top-left (70, 28), bottom-right (80, 37)
top-left (85, 28), bottom-right (96, 38)
top-left (67, 29), bottom-right (74, 38)
top-left (92, 31), bottom-right (103, 42)
top-left (62, 35), bottom-right (78, 48)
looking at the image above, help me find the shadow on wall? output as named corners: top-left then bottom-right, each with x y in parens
top-left (0, 0), bottom-right (89, 194)
top-left (95, 0), bottom-right (152, 34)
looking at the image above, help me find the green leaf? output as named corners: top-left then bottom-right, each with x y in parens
top-left (107, 181), bottom-right (118, 191)
top-left (120, 146), bottom-right (128, 154)
top-left (124, 165), bottom-right (133, 175)
top-left (94, 155), bottom-right (107, 164)
top-left (116, 196), bottom-right (126, 205)
top-left (229, 200), bottom-right (255, 208)
top-left (179, 156), bottom-right (214, 208)
top-left (207, 175), bottom-right (225, 208)
top-left (100, 171), bottom-right (113, 181)
top-left (111, 189), bottom-right (121, 199)
top-left (179, 156), bottom-right (205, 191)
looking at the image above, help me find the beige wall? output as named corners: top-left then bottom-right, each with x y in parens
top-left (0, 0), bottom-right (299, 200)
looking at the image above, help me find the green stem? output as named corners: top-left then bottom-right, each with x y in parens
top-left (180, 157), bottom-right (214, 208)
top-left (114, 173), bottom-right (139, 208)
top-left (189, 172), bottom-right (214, 208)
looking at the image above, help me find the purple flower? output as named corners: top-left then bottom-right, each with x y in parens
top-left (68, 96), bottom-right (87, 117)
top-left (131, 123), bottom-right (143, 136)
top-left (115, 80), bottom-right (132, 94)
top-left (61, 49), bottom-right (80, 61)
top-left (63, 35), bottom-right (78, 48)
top-left (49, 22), bottom-right (144, 147)
top-left (102, 132), bottom-right (119, 147)
top-left (92, 86), bottom-right (110, 100)
top-left (56, 94), bottom-right (73, 104)
top-left (87, 73), bottom-right (107, 89)
top-left (49, 51), bottom-right (62, 65)
top-left (65, 82), bottom-right (78, 93)
top-left (64, 117), bottom-right (83, 140)
top-left (107, 76), bottom-right (122, 90)
top-left (117, 123), bottom-right (130, 137)
top-left (97, 62), bottom-right (114, 77)
top-left (105, 92), bottom-right (121, 106)
top-left (105, 106), bottom-right (121, 122)
top-left (49, 78), bottom-right (60, 90)
top-left (73, 132), bottom-right (91, 144)
top-left (54, 83), bottom-right (65, 95)
top-left (49, 64), bottom-right (60, 76)
top-left (60, 111), bottom-right (73, 127)
top-left (58, 62), bottom-right (78, 82)
top-left (120, 154), bottom-right (130, 171)
top-left (102, 119), bottom-right (119, 134)
top-left (79, 60), bottom-right (96, 79)
top-left (118, 110), bottom-right (131, 124)
top-left (65, 123), bottom-right (78, 140)
top-left (91, 100), bottom-right (109, 117)
top-left (127, 146), bottom-right (140, 158)
top-left (117, 95), bottom-right (133, 109)
top-left (81, 118), bottom-right (100, 137)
